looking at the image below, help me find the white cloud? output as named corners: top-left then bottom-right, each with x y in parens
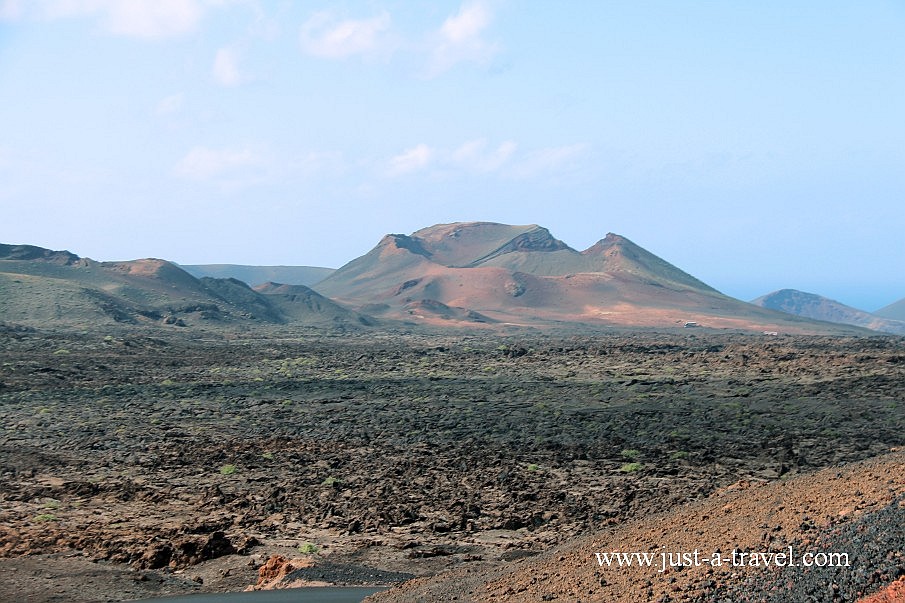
top-left (509, 143), bottom-right (590, 179)
top-left (156, 92), bottom-right (184, 115)
top-left (428, 1), bottom-right (498, 76)
top-left (100, 0), bottom-right (204, 38)
top-left (174, 146), bottom-right (352, 187)
top-left (384, 139), bottom-right (588, 180)
top-left (299, 10), bottom-right (391, 59)
top-left (452, 138), bottom-right (516, 172)
top-left (175, 146), bottom-right (262, 180)
top-left (0, 0), bottom-right (23, 20)
top-left (212, 47), bottom-right (242, 86)
top-left (7, 0), bottom-right (213, 38)
top-left (387, 144), bottom-right (433, 176)
top-left (292, 151), bottom-right (346, 178)
top-left (377, 139), bottom-right (588, 183)
top-left (441, 1), bottom-right (491, 43)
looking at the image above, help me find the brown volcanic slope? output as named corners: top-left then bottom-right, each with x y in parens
top-left (0, 244), bottom-right (367, 329)
top-left (753, 289), bottom-right (905, 335)
top-left (876, 297), bottom-right (905, 322)
top-left (253, 281), bottom-right (374, 326)
top-left (313, 222), bottom-right (860, 332)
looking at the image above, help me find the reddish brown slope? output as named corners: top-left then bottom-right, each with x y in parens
top-left (313, 222), bottom-right (862, 332)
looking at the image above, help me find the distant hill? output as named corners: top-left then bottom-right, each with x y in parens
top-left (751, 289), bottom-right (905, 335)
top-left (253, 282), bottom-right (375, 326)
top-left (3, 237), bottom-right (882, 335)
top-left (874, 297), bottom-right (905, 322)
top-left (0, 244), bottom-right (367, 329)
top-left (313, 222), bottom-right (856, 333)
top-left (180, 264), bottom-right (334, 287)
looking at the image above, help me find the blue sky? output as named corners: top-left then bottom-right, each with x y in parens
top-left (1, 1), bottom-right (903, 310)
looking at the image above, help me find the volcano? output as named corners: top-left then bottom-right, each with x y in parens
top-left (313, 222), bottom-right (851, 332)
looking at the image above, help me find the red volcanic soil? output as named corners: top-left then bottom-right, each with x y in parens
top-left (858, 576), bottom-right (905, 603)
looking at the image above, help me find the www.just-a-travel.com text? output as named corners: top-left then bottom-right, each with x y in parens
top-left (594, 547), bottom-right (850, 573)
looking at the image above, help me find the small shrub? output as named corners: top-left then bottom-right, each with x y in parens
top-left (619, 462), bottom-right (643, 473)
top-left (298, 542), bottom-right (318, 554)
top-left (620, 449), bottom-right (641, 460)
top-left (219, 464), bottom-right (237, 475)
top-left (261, 452), bottom-right (274, 460)
top-left (670, 451), bottom-right (689, 460)
top-left (321, 476), bottom-right (342, 487)
top-left (526, 463), bottom-right (540, 472)
top-left (34, 514), bottom-right (57, 522)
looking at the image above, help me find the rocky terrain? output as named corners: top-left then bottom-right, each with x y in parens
top-left (1, 324), bottom-right (903, 601)
top-left (370, 451), bottom-right (905, 602)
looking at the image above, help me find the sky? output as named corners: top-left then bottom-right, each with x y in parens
top-left (1, 1), bottom-right (903, 311)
